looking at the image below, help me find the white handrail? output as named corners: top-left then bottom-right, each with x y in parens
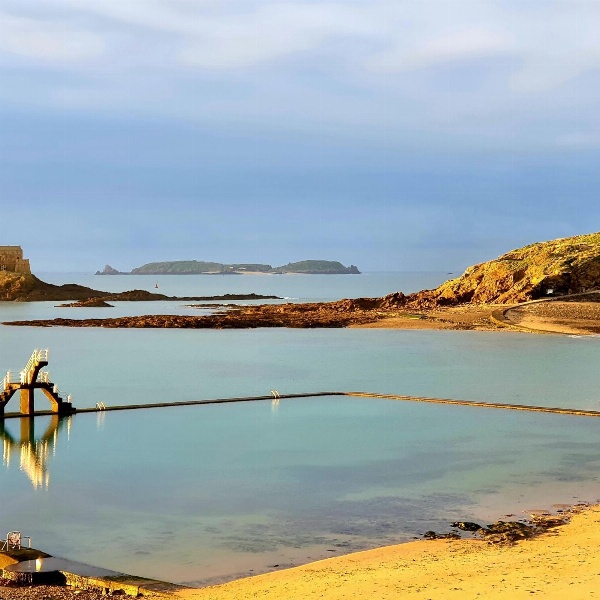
top-left (23, 349), bottom-right (48, 372)
top-left (23, 350), bottom-right (38, 374)
top-left (2, 349), bottom-right (51, 391)
top-left (2, 371), bottom-right (21, 391)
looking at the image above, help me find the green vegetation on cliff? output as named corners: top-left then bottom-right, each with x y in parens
top-left (273, 260), bottom-right (360, 274)
top-left (130, 261), bottom-right (249, 274)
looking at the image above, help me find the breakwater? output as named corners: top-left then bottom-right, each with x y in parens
top-left (2, 390), bottom-right (600, 420)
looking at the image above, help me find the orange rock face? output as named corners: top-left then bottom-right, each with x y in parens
top-left (402, 232), bottom-right (600, 306)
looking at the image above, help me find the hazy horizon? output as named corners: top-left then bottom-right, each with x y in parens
top-left (1, 1), bottom-right (598, 272)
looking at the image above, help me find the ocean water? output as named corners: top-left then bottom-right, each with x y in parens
top-left (1, 272), bottom-right (599, 585)
top-left (36, 271), bottom-right (450, 302)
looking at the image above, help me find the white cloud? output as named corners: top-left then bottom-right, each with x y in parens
top-left (0, 0), bottom-right (599, 150)
top-left (506, 1), bottom-right (600, 93)
top-left (366, 28), bottom-right (512, 73)
top-left (178, 3), bottom-right (374, 69)
top-left (56, 1), bottom-right (374, 69)
top-left (3, 0), bottom-right (600, 89)
top-left (0, 14), bottom-right (104, 63)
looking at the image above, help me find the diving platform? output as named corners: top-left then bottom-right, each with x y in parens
top-left (1, 350), bottom-right (75, 418)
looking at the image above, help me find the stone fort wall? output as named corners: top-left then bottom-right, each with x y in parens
top-left (0, 246), bottom-right (31, 274)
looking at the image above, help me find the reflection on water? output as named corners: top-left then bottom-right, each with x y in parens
top-left (1, 415), bottom-right (70, 489)
top-left (96, 410), bottom-right (106, 430)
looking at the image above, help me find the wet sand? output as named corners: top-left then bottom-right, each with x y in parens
top-left (501, 298), bottom-right (600, 335)
top-left (357, 300), bottom-right (600, 335)
top-left (354, 304), bottom-right (507, 331)
top-left (177, 504), bottom-right (600, 600)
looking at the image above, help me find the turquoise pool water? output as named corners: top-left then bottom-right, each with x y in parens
top-left (1, 273), bottom-right (599, 585)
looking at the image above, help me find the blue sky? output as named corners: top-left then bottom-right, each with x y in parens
top-left (1, 0), bottom-right (599, 272)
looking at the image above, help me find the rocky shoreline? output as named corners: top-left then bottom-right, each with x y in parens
top-left (0, 293), bottom-right (485, 330)
top-left (4, 294), bottom-right (600, 334)
top-left (0, 583), bottom-right (108, 599)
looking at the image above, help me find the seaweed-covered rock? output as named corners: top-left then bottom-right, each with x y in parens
top-left (451, 521), bottom-right (483, 532)
top-left (58, 298), bottom-right (114, 308)
top-left (479, 520), bottom-right (535, 543)
top-left (423, 531), bottom-right (461, 540)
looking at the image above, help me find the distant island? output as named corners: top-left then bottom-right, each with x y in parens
top-left (96, 260), bottom-right (361, 275)
top-left (3, 233), bottom-right (600, 336)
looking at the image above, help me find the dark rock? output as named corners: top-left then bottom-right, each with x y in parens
top-left (95, 265), bottom-right (123, 275)
top-left (529, 514), bottom-right (569, 528)
top-left (451, 521), bottom-right (483, 532)
top-left (423, 530), bottom-right (461, 540)
top-left (57, 299), bottom-right (114, 308)
top-left (476, 520), bottom-right (536, 544)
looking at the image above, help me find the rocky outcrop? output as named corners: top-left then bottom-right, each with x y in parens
top-left (4, 302), bottom-right (376, 329)
top-left (312, 232), bottom-right (600, 313)
top-left (0, 273), bottom-right (173, 302)
top-left (95, 264), bottom-right (123, 275)
top-left (0, 272), bottom-right (37, 300)
top-left (0, 273), bottom-right (105, 302)
top-left (0, 272), bottom-right (281, 303)
top-left (58, 299), bottom-right (114, 308)
top-left (402, 232), bottom-right (600, 306)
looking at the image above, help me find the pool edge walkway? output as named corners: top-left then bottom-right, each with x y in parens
top-left (0, 548), bottom-right (186, 597)
top-left (2, 390), bottom-right (599, 420)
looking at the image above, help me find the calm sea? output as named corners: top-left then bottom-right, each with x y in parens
top-left (1, 272), bottom-right (599, 586)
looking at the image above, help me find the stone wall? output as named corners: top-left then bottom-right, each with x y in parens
top-left (0, 246), bottom-right (31, 274)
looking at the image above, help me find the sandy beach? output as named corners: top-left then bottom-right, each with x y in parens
top-left (177, 504), bottom-right (600, 600)
top-left (2, 505), bottom-right (598, 599)
top-left (353, 304), bottom-right (507, 331)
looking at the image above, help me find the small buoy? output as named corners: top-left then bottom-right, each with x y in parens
top-left (155, 282), bottom-right (159, 289)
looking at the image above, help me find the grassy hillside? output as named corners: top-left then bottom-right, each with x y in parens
top-left (274, 260), bottom-right (360, 274)
top-left (119, 260), bottom-right (359, 275)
